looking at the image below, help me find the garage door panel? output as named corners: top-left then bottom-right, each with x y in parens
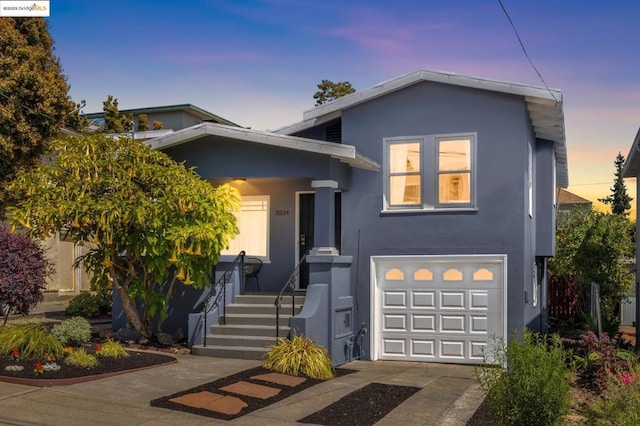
top-left (441, 291), bottom-right (465, 309)
top-left (383, 291), bottom-right (406, 307)
top-left (374, 255), bottom-right (506, 364)
top-left (412, 291), bottom-right (435, 308)
top-left (383, 314), bottom-right (407, 331)
top-left (412, 314), bottom-right (435, 332)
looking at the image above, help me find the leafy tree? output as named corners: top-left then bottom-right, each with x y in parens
top-left (549, 208), bottom-right (634, 328)
top-left (6, 134), bottom-right (240, 338)
top-left (313, 80), bottom-right (355, 106)
top-left (138, 114), bottom-right (150, 132)
top-left (152, 120), bottom-right (164, 130)
top-left (102, 95), bottom-right (128, 133)
top-left (0, 225), bottom-right (53, 325)
top-left (0, 18), bottom-right (72, 207)
top-left (66, 100), bottom-right (89, 133)
top-left (599, 152), bottom-right (632, 216)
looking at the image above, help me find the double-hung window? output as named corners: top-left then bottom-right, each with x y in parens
top-left (384, 133), bottom-right (476, 211)
top-left (221, 195), bottom-right (270, 260)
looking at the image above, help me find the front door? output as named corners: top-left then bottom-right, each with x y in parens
top-left (298, 192), bottom-right (341, 289)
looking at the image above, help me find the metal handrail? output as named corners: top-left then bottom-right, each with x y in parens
top-left (275, 253), bottom-right (307, 338)
top-left (203, 250), bottom-right (245, 347)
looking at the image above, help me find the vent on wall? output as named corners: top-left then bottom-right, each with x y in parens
top-left (325, 121), bottom-right (342, 143)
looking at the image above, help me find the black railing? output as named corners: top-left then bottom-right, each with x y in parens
top-left (275, 254), bottom-right (307, 338)
top-left (203, 251), bottom-right (245, 347)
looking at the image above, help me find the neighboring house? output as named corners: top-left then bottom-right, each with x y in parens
top-left (557, 188), bottom-right (592, 218)
top-left (135, 69), bottom-right (567, 366)
top-left (84, 104), bottom-right (238, 133)
top-left (622, 127), bottom-right (640, 328)
top-left (43, 106), bottom-right (238, 298)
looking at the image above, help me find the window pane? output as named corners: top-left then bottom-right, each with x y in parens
top-left (390, 143), bottom-right (420, 173)
top-left (438, 172), bottom-right (470, 203)
top-left (439, 139), bottom-right (470, 171)
top-left (221, 196), bottom-right (269, 258)
top-left (390, 174), bottom-right (421, 205)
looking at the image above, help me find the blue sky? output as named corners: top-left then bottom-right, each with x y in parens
top-left (47, 0), bottom-right (640, 210)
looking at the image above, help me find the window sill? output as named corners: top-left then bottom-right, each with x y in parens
top-left (380, 207), bottom-right (478, 215)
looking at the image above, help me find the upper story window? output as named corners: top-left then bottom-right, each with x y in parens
top-left (384, 133), bottom-right (476, 212)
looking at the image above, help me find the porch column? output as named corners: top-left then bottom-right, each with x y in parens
top-left (310, 179), bottom-right (338, 255)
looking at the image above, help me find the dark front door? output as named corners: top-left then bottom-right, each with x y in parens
top-left (298, 192), bottom-right (341, 289)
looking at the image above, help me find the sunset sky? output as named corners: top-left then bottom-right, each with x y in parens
top-left (45, 1), bottom-right (640, 214)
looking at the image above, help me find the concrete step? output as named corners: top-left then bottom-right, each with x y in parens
top-left (204, 334), bottom-right (277, 348)
top-left (235, 294), bottom-right (305, 305)
top-left (210, 324), bottom-right (289, 337)
top-left (224, 313), bottom-right (293, 327)
top-left (225, 303), bottom-right (302, 316)
top-left (191, 344), bottom-right (270, 360)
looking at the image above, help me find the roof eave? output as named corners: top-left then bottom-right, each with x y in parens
top-left (623, 127), bottom-right (640, 178)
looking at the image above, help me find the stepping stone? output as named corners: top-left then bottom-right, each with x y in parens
top-left (169, 391), bottom-right (248, 415)
top-left (220, 380), bottom-right (281, 399)
top-left (251, 372), bottom-right (307, 387)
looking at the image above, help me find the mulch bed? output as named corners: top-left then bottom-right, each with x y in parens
top-left (151, 366), bottom-right (357, 421)
top-left (0, 350), bottom-right (175, 385)
top-left (299, 382), bottom-right (420, 425)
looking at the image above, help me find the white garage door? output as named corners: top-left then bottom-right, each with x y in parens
top-left (371, 255), bottom-right (506, 364)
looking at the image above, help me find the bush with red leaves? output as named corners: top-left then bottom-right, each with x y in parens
top-left (0, 226), bottom-right (53, 318)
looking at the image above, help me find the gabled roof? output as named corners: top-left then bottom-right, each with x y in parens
top-left (145, 122), bottom-right (380, 171)
top-left (275, 69), bottom-right (568, 187)
top-left (622, 127), bottom-right (640, 178)
top-left (557, 189), bottom-right (592, 205)
top-left (86, 104), bottom-right (239, 127)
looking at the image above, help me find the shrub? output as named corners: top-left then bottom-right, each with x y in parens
top-left (587, 371), bottom-right (640, 425)
top-left (476, 330), bottom-right (572, 426)
top-left (95, 339), bottom-right (128, 358)
top-left (64, 347), bottom-right (98, 368)
top-left (0, 324), bottom-right (64, 359)
top-left (0, 226), bottom-right (53, 322)
top-left (65, 292), bottom-right (112, 319)
top-left (565, 331), bottom-right (633, 392)
top-left (263, 332), bottom-right (334, 379)
top-left (50, 316), bottom-right (92, 347)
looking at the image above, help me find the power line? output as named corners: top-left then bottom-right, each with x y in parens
top-left (497, 0), bottom-right (559, 103)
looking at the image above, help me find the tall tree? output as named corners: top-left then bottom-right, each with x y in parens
top-left (102, 95), bottom-right (128, 133)
top-left (599, 152), bottom-right (633, 216)
top-left (0, 18), bottom-right (72, 204)
top-left (7, 134), bottom-right (240, 339)
top-left (313, 80), bottom-right (355, 106)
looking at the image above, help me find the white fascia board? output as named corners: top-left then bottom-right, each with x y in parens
top-left (622, 127), bottom-right (640, 178)
top-left (145, 123), bottom-right (380, 171)
top-left (303, 70), bottom-right (562, 122)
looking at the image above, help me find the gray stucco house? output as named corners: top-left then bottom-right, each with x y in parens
top-left (126, 69), bottom-right (567, 365)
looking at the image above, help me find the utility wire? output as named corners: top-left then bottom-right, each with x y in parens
top-left (498, 0), bottom-right (559, 103)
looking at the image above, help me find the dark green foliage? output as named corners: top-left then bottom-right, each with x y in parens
top-left (599, 152), bottom-right (632, 216)
top-left (549, 208), bottom-right (634, 326)
top-left (65, 292), bottom-right (111, 319)
top-left (0, 18), bottom-right (72, 209)
top-left (0, 226), bottom-right (53, 324)
top-left (476, 330), bottom-right (572, 426)
top-left (313, 80), bottom-right (355, 105)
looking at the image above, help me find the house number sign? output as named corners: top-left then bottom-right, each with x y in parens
top-left (275, 210), bottom-right (289, 216)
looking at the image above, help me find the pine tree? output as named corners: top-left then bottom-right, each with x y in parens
top-left (599, 152), bottom-right (633, 216)
top-left (102, 95), bottom-right (128, 133)
top-left (138, 114), bottom-right (150, 131)
top-left (313, 80), bottom-right (355, 106)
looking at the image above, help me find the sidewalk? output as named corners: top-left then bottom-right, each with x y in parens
top-left (0, 298), bottom-right (485, 425)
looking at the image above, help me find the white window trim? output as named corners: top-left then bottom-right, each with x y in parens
top-left (220, 195), bottom-right (270, 261)
top-left (382, 132), bottom-right (477, 213)
top-left (528, 142), bottom-right (533, 218)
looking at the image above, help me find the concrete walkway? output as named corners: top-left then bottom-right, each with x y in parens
top-left (0, 354), bottom-right (484, 425)
top-left (0, 298), bottom-right (485, 424)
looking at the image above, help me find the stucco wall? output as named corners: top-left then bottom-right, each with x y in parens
top-left (328, 81), bottom-right (544, 349)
